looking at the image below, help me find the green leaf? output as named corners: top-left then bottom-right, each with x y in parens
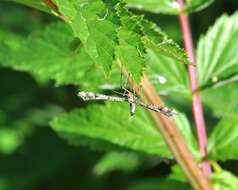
top-left (125, 0), bottom-right (214, 14)
top-left (54, 0), bottom-right (147, 83)
top-left (144, 38), bottom-right (189, 65)
top-left (51, 102), bottom-right (172, 157)
top-left (146, 49), bottom-right (189, 95)
top-left (0, 23), bottom-right (104, 87)
top-left (140, 19), bottom-right (190, 65)
top-left (117, 28), bottom-right (146, 83)
top-left (0, 24), bottom-right (122, 90)
top-left (54, 0), bottom-right (118, 76)
top-left (202, 83), bottom-right (238, 117)
top-left (208, 114), bottom-right (238, 161)
top-left (116, 5), bottom-right (146, 83)
top-left (53, 0), bottom-right (77, 20)
top-left (140, 18), bottom-right (190, 93)
top-left (2, 1), bottom-right (190, 87)
top-left (3, 23), bottom-right (91, 85)
top-left (52, 0), bottom-right (189, 83)
top-left (125, 0), bottom-right (180, 15)
top-left (197, 12), bottom-right (238, 88)
top-left (93, 151), bottom-right (140, 175)
top-left (211, 163), bottom-right (238, 190)
top-left (0, 30), bottom-right (23, 57)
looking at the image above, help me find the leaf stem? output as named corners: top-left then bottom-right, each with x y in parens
top-left (141, 76), bottom-right (214, 190)
top-left (177, 0), bottom-right (211, 176)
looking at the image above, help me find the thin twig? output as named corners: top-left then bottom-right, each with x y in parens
top-left (177, 0), bottom-right (211, 176)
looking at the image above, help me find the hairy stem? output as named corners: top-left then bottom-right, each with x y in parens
top-left (177, 0), bottom-right (211, 175)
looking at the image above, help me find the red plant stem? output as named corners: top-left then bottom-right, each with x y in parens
top-left (177, 0), bottom-right (211, 176)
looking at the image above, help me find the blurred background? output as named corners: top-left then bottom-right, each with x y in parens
top-left (0, 1), bottom-right (238, 190)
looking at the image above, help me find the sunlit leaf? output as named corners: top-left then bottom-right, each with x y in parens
top-left (3, 0), bottom-right (190, 86)
top-left (140, 19), bottom-right (190, 65)
top-left (208, 114), bottom-right (238, 161)
top-left (211, 163), bottom-right (238, 190)
top-left (202, 83), bottom-right (238, 117)
top-left (146, 49), bottom-right (189, 95)
top-left (115, 5), bottom-right (147, 83)
top-left (54, 0), bottom-right (118, 76)
top-left (125, 0), bottom-right (180, 14)
top-left (197, 12), bottom-right (238, 88)
top-left (51, 102), bottom-right (172, 157)
top-left (125, 0), bottom-right (214, 14)
top-left (0, 23), bottom-right (108, 87)
top-left (52, 0), bottom-right (190, 83)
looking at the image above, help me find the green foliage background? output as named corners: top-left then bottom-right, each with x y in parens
top-left (0, 0), bottom-right (238, 190)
